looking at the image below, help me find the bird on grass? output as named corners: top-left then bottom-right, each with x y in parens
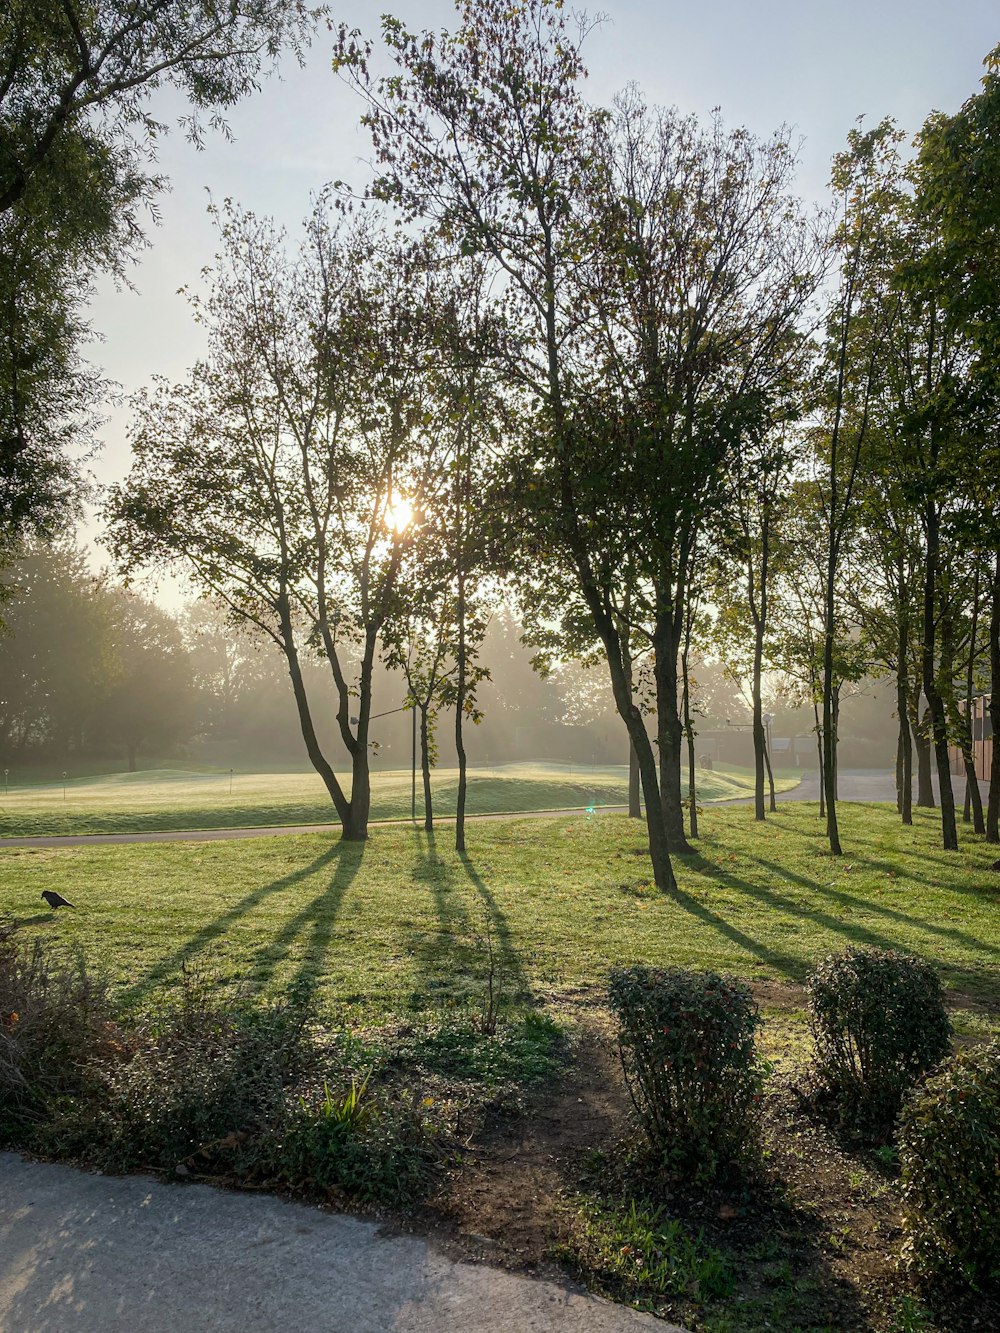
top-left (41, 891), bottom-right (74, 910)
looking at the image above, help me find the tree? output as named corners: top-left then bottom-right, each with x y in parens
top-left (337, 6), bottom-right (821, 889)
top-left (915, 47), bottom-right (1000, 843)
top-left (96, 590), bottom-right (195, 770)
top-left (0, 540), bottom-right (109, 758)
top-left (107, 202), bottom-right (454, 841)
top-left (1, 0), bottom-right (316, 548)
top-left (713, 428), bottom-right (799, 820)
top-left (814, 120), bottom-right (902, 854)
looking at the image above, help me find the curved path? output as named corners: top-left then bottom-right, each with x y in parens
top-left (0, 1153), bottom-right (678, 1333)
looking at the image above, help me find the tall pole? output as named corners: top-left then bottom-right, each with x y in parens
top-left (411, 700), bottom-right (416, 822)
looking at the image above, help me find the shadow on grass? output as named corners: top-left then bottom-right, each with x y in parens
top-left (123, 843), bottom-right (354, 1006)
top-left (404, 829), bottom-right (531, 1010)
top-left (676, 840), bottom-right (999, 996)
top-left (751, 854), bottom-right (1000, 967)
top-left (245, 841), bottom-right (365, 1001)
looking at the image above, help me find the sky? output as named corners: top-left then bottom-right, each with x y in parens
top-left (82, 0), bottom-right (999, 596)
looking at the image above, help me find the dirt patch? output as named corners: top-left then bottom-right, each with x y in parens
top-left (418, 1032), bottom-right (627, 1270)
top-left (409, 1018), bottom-right (999, 1332)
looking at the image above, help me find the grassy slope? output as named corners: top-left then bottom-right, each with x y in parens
top-left (3, 803), bottom-right (997, 1015)
top-left (0, 762), bottom-right (799, 837)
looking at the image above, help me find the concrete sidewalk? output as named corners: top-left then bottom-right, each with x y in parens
top-left (0, 1154), bottom-right (679, 1333)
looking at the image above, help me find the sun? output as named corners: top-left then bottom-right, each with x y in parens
top-left (386, 493), bottom-right (414, 534)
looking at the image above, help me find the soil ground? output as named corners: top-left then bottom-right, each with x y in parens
top-left (409, 983), bottom-right (1000, 1333)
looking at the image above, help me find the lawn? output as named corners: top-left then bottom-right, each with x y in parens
top-left (0, 760), bottom-right (800, 837)
top-left (3, 801), bottom-right (998, 1015)
top-left (5, 800), bottom-right (999, 1332)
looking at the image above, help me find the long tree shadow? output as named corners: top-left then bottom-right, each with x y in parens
top-left (750, 854), bottom-right (1000, 964)
top-left (667, 878), bottom-right (807, 981)
top-left (247, 842), bottom-right (365, 1001)
top-left (405, 829), bottom-right (531, 1010)
top-left (123, 843), bottom-right (344, 1006)
top-left (680, 847), bottom-right (1000, 993)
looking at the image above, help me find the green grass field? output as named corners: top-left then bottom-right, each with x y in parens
top-left (0, 761), bottom-right (800, 837)
top-left (3, 803), bottom-right (997, 1017)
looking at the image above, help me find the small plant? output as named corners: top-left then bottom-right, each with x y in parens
top-left (318, 1072), bottom-right (372, 1130)
top-left (608, 965), bottom-right (763, 1183)
top-left (898, 1038), bottom-right (1000, 1289)
top-left (473, 918), bottom-right (511, 1037)
top-left (277, 1080), bottom-right (453, 1205)
top-left (571, 1198), bottom-right (734, 1302)
top-left (805, 946), bottom-right (951, 1142)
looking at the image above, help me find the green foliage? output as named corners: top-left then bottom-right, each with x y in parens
top-left (570, 1199), bottom-right (734, 1303)
top-left (394, 1014), bottom-right (562, 1086)
top-left (898, 1038), bottom-right (1000, 1289)
top-left (806, 946), bottom-right (952, 1141)
top-left (275, 1079), bottom-right (452, 1205)
top-left (608, 965), bottom-right (763, 1183)
top-left (0, 923), bottom-right (114, 1137)
top-left (1, 1), bottom-right (316, 546)
top-left (47, 975), bottom-right (314, 1173)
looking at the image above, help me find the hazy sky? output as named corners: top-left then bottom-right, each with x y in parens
top-left (84, 0), bottom-right (999, 577)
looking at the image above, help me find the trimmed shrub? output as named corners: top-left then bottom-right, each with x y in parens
top-left (0, 925), bottom-right (115, 1138)
top-left (608, 965), bottom-right (762, 1182)
top-left (806, 946), bottom-right (951, 1141)
top-left (899, 1039), bottom-right (1000, 1289)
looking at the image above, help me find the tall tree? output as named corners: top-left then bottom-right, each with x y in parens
top-left (337, 6), bottom-right (821, 887)
top-left (107, 203), bottom-right (453, 841)
top-left (915, 47), bottom-right (1000, 843)
top-left (0, 0), bottom-right (316, 549)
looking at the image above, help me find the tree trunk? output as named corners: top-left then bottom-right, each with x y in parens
top-left (751, 620), bottom-right (766, 822)
top-left (575, 571), bottom-right (676, 890)
top-left (763, 734), bottom-right (777, 813)
top-left (628, 739), bottom-right (641, 819)
top-left (654, 613), bottom-right (692, 856)
top-left (958, 568), bottom-right (985, 834)
top-left (822, 590), bottom-right (841, 854)
top-left (988, 550), bottom-right (1000, 844)
top-left (911, 697), bottom-right (935, 808)
top-left (420, 705), bottom-right (433, 832)
top-left (681, 635), bottom-right (698, 839)
top-left (127, 742), bottom-right (137, 773)
top-left (280, 609), bottom-right (353, 833)
top-left (832, 684), bottom-right (840, 802)
top-left (814, 698), bottom-right (825, 820)
top-left (896, 608), bottom-right (913, 825)
top-left (922, 504), bottom-right (957, 850)
top-left (455, 570), bottom-right (468, 853)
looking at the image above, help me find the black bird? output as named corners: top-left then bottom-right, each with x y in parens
top-left (41, 891), bottom-right (74, 910)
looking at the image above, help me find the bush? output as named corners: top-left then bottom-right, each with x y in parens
top-left (899, 1039), bottom-right (1000, 1289)
top-left (48, 977), bottom-right (314, 1173)
top-left (608, 965), bottom-right (762, 1183)
top-left (806, 947), bottom-right (951, 1141)
top-left (0, 925), bottom-right (115, 1138)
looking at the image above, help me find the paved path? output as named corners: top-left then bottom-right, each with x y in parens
top-left (721, 767), bottom-right (989, 807)
top-left (0, 1154), bottom-right (678, 1333)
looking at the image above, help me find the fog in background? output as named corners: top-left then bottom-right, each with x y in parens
top-left (0, 543), bottom-right (897, 779)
